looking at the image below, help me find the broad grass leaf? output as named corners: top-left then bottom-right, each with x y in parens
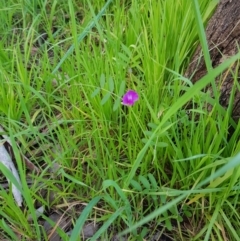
top-left (140, 227), bottom-right (149, 239)
top-left (142, 138), bottom-right (168, 147)
top-left (148, 174), bottom-right (158, 189)
top-left (113, 80), bottom-right (126, 111)
top-left (130, 179), bottom-right (142, 191)
top-left (147, 123), bottom-right (158, 129)
top-left (121, 44), bottom-right (132, 56)
top-left (103, 180), bottom-right (134, 227)
top-left (113, 98), bottom-right (121, 112)
top-left (100, 73), bottom-right (105, 88)
top-left (143, 131), bottom-right (153, 137)
top-left (103, 180), bottom-right (130, 207)
top-left (69, 196), bottom-right (101, 241)
top-left (220, 210), bottom-right (240, 241)
top-left (1, 219), bottom-right (18, 240)
top-left (118, 52), bottom-right (129, 64)
top-left (103, 195), bottom-right (118, 210)
top-left (160, 194), bottom-right (167, 204)
top-left (168, 205), bottom-right (178, 216)
top-left (138, 176), bottom-right (150, 190)
top-left (119, 80), bottom-right (126, 96)
top-left (59, 169), bottom-right (90, 188)
top-left (182, 205), bottom-right (192, 218)
top-left (100, 92), bottom-right (111, 105)
top-left (91, 87), bottom-right (101, 98)
top-left (90, 208), bottom-right (124, 241)
top-left (100, 76), bottom-right (115, 105)
top-left (108, 76), bottom-right (114, 92)
top-left (165, 217), bottom-right (173, 231)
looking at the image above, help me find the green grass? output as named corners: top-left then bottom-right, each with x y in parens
top-left (0, 0), bottom-right (240, 240)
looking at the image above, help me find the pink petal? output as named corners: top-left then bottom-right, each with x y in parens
top-left (122, 90), bottom-right (139, 106)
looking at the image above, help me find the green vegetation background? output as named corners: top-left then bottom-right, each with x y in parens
top-left (0, 0), bottom-right (239, 240)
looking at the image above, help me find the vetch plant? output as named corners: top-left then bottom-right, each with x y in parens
top-left (121, 90), bottom-right (139, 106)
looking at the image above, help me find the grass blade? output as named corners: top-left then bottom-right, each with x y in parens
top-left (52, 0), bottom-right (113, 74)
top-left (69, 196), bottom-right (101, 241)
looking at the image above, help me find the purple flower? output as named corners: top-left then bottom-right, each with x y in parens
top-left (122, 90), bottom-right (139, 106)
